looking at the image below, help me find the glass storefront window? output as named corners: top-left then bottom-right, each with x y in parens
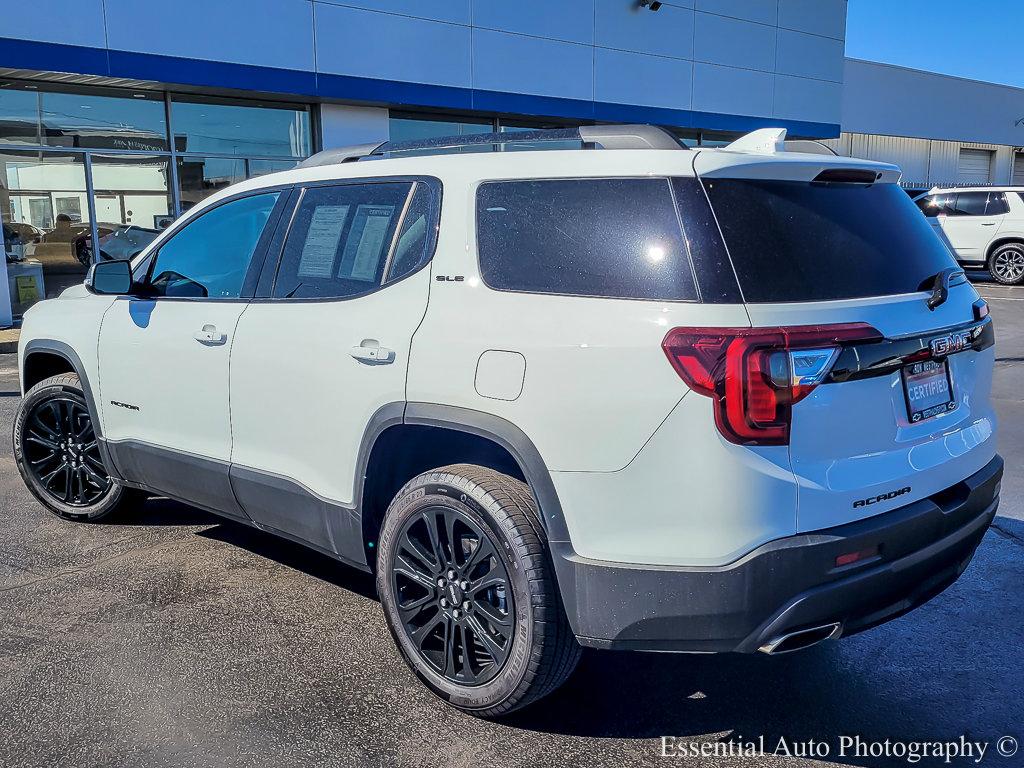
top-left (499, 121), bottom-right (579, 151)
top-left (248, 159), bottom-right (299, 178)
top-left (0, 87), bottom-right (42, 145)
top-left (40, 91), bottom-right (167, 151)
top-left (171, 98), bottom-right (310, 158)
top-left (1, 150), bottom-right (90, 312)
top-left (389, 114), bottom-right (494, 154)
top-left (90, 154), bottom-right (172, 261)
top-left (176, 157), bottom-right (246, 211)
top-left (0, 81), bottom-right (314, 319)
top-left (0, 83), bottom-right (167, 151)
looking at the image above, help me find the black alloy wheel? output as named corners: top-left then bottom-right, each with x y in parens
top-left (21, 395), bottom-right (110, 506)
top-left (391, 505), bottom-right (514, 686)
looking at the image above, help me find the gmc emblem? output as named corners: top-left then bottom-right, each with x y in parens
top-left (930, 330), bottom-right (971, 357)
top-left (853, 487), bottom-right (911, 508)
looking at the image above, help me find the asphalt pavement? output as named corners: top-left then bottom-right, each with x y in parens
top-left (0, 280), bottom-right (1021, 768)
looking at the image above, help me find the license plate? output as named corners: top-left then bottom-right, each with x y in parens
top-left (902, 359), bottom-right (955, 422)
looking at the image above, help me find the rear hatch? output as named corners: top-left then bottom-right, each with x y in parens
top-left (694, 151), bottom-right (998, 532)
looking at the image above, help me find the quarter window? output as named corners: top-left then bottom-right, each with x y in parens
top-left (476, 178), bottom-right (698, 301)
top-left (146, 191), bottom-right (280, 299)
top-left (273, 182), bottom-right (432, 300)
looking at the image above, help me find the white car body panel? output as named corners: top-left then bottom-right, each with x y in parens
top-left (97, 298), bottom-right (248, 462)
top-left (744, 284), bottom-right (997, 532)
top-left (229, 268), bottom-right (431, 509)
top-left (18, 139), bottom-right (998, 573)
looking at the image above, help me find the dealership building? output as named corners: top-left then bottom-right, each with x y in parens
top-left (0, 0), bottom-right (1022, 324)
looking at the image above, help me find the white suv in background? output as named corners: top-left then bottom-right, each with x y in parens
top-left (915, 186), bottom-right (1024, 284)
top-left (14, 126), bottom-right (1002, 717)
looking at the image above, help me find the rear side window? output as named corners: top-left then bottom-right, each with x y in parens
top-left (703, 179), bottom-right (958, 303)
top-left (476, 178), bottom-right (698, 301)
top-left (949, 191), bottom-right (989, 216)
top-left (274, 182), bottom-right (421, 299)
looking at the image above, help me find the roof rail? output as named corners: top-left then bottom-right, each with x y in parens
top-left (297, 141), bottom-right (387, 168)
top-left (296, 124), bottom-right (683, 168)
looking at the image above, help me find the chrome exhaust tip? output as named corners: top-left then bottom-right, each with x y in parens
top-left (758, 622), bottom-right (842, 655)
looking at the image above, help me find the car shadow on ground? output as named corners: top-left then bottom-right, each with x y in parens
top-left (129, 496), bottom-right (1022, 767)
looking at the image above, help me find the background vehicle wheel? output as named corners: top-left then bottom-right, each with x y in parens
top-left (74, 238), bottom-right (92, 266)
top-left (988, 243), bottom-right (1024, 285)
top-left (13, 373), bottom-right (138, 521)
top-left (376, 464), bottom-right (581, 717)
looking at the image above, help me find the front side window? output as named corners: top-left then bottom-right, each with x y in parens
top-left (476, 178), bottom-right (698, 302)
top-left (273, 182), bottom-right (432, 300)
top-left (146, 191), bottom-right (280, 299)
top-left (915, 194), bottom-right (948, 217)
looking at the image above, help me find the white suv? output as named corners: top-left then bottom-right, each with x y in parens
top-left (915, 186), bottom-right (1024, 284)
top-left (13, 125), bottom-right (1002, 717)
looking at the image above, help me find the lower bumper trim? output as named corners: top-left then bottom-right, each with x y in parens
top-left (553, 454), bottom-right (1002, 653)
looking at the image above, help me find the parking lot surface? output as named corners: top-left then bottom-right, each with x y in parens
top-left (0, 280), bottom-right (1022, 768)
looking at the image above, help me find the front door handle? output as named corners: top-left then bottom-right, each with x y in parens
top-left (981, 222), bottom-right (997, 226)
top-left (350, 339), bottom-right (395, 364)
top-left (194, 324), bottom-right (227, 345)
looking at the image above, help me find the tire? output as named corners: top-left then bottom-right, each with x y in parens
top-left (987, 242), bottom-right (1024, 285)
top-left (376, 464), bottom-right (581, 718)
top-left (13, 373), bottom-right (137, 521)
top-left (74, 238), bottom-right (91, 267)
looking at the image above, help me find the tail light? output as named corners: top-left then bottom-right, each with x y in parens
top-left (662, 324), bottom-right (882, 445)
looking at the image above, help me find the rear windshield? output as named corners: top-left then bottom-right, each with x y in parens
top-left (476, 178), bottom-right (698, 301)
top-left (702, 179), bottom-right (958, 303)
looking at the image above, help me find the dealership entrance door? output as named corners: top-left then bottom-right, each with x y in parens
top-left (0, 150), bottom-right (172, 315)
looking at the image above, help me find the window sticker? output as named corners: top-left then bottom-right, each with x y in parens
top-left (341, 204), bottom-right (395, 282)
top-left (298, 204), bottom-right (350, 278)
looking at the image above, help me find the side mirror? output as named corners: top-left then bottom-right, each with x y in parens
top-left (85, 259), bottom-right (133, 295)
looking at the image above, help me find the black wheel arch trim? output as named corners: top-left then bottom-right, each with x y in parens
top-left (400, 402), bottom-right (572, 547)
top-left (21, 339), bottom-right (124, 482)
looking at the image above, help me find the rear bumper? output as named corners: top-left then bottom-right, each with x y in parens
top-left (553, 455), bottom-right (1002, 653)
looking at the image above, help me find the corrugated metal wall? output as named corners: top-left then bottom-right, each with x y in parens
top-left (822, 132), bottom-right (1016, 188)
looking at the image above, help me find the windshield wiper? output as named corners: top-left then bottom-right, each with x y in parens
top-left (926, 267), bottom-right (960, 311)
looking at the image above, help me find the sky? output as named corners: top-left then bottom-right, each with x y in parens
top-left (845, 0), bottom-right (1024, 87)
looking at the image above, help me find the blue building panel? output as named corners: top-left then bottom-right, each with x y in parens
top-left (472, 29), bottom-right (593, 102)
top-left (595, 49), bottom-right (692, 111)
top-left (693, 11), bottom-right (777, 72)
top-left (691, 62), bottom-right (774, 118)
top-left (315, 3), bottom-right (472, 88)
top-left (473, 0), bottom-right (594, 45)
top-left (315, 0), bottom-right (472, 25)
top-left (1, 0), bottom-right (107, 49)
top-left (774, 73), bottom-right (842, 124)
top-left (778, 0), bottom-right (847, 40)
top-left (0, 0), bottom-right (846, 138)
top-left (594, 0), bottom-right (695, 60)
top-left (776, 28), bottom-right (845, 83)
top-left (695, 0), bottom-right (776, 26)
top-left (105, 0), bottom-right (315, 72)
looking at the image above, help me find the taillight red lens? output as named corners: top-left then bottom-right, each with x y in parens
top-left (662, 323), bottom-right (882, 445)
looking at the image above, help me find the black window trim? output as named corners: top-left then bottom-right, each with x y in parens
top-left (253, 174), bottom-right (443, 304)
top-left (473, 175), bottom-right (703, 304)
top-left (130, 184), bottom-right (293, 303)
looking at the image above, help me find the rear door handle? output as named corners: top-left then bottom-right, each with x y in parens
top-left (350, 339), bottom-right (395, 364)
top-left (981, 222), bottom-right (997, 226)
top-left (194, 324), bottom-right (227, 345)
